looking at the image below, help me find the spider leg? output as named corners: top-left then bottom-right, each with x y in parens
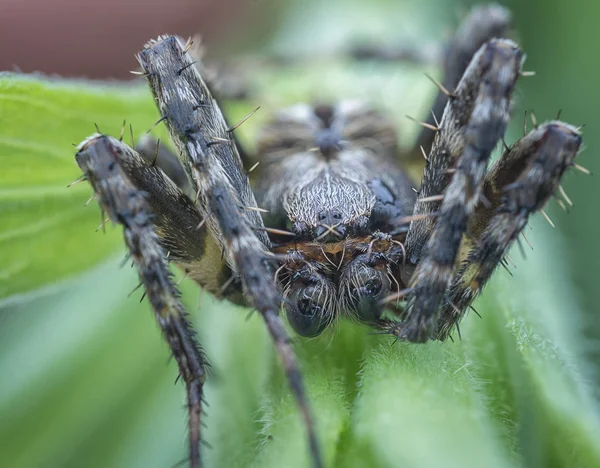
top-left (75, 135), bottom-right (208, 467)
top-left (402, 4), bottom-right (512, 176)
top-left (349, 40), bottom-right (439, 65)
top-left (435, 121), bottom-right (583, 339)
top-left (395, 38), bottom-right (523, 342)
top-left (137, 36), bottom-right (322, 468)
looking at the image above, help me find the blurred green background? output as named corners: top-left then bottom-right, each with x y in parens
top-left (502, 0), bottom-right (600, 386)
top-left (1, 0), bottom-right (599, 467)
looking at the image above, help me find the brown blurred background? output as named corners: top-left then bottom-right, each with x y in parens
top-left (0, 0), bottom-right (271, 78)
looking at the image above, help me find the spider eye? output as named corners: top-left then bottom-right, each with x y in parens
top-left (286, 285), bottom-right (331, 337)
top-left (346, 265), bottom-right (391, 321)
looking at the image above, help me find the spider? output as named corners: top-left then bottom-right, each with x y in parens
top-left (72, 4), bottom-right (583, 468)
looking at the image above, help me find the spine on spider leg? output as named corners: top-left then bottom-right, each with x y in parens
top-left (137, 36), bottom-right (323, 468)
top-left (436, 122), bottom-right (583, 339)
top-left (401, 39), bottom-right (523, 342)
top-left (75, 135), bottom-right (207, 468)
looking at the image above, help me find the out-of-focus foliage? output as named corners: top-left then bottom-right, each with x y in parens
top-left (502, 0), bottom-right (600, 388)
top-left (1, 0), bottom-right (599, 467)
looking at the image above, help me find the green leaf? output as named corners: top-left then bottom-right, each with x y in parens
top-left (0, 74), bottom-right (158, 298)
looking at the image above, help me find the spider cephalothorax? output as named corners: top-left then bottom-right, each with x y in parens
top-left (256, 101), bottom-right (416, 335)
top-left (73, 4), bottom-right (584, 468)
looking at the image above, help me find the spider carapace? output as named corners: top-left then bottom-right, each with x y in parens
top-left (74, 4), bottom-right (583, 468)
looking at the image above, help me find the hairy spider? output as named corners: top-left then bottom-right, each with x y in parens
top-left (73, 4), bottom-right (584, 468)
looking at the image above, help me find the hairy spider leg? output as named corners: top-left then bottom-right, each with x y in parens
top-left (392, 38), bottom-right (523, 342)
top-left (75, 135), bottom-right (208, 467)
top-left (137, 35), bottom-right (323, 468)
